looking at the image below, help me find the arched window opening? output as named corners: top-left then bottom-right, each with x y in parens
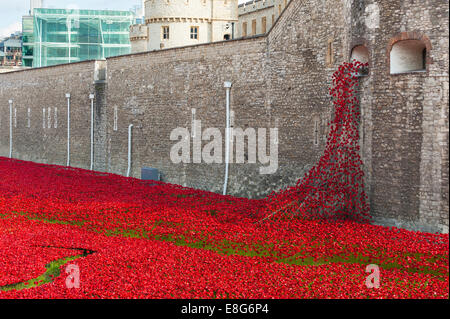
top-left (350, 45), bottom-right (369, 76)
top-left (390, 40), bottom-right (426, 74)
top-left (224, 34), bottom-right (230, 40)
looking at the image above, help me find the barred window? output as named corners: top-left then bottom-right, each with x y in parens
top-left (190, 26), bottom-right (199, 40)
top-left (162, 26), bottom-right (169, 40)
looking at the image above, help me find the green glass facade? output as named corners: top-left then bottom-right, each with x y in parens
top-left (26, 8), bottom-right (133, 67)
top-left (22, 16), bottom-right (34, 67)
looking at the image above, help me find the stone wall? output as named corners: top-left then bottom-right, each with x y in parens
top-left (345, 0), bottom-right (449, 233)
top-left (0, 61), bottom-right (96, 169)
top-left (105, 36), bottom-right (295, 198)
top-left (0, 0), bottom-right (448, 233)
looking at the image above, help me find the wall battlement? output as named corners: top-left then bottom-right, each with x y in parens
top-left (1, 0), bottom-right (448, 233)
top-left (238, 0), bottom-right (276, 15)
top-left (130, 24), bottom-right (149, 40)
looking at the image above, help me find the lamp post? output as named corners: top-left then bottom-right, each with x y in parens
top-left (89, 93), bottom-right (95, 170)
top-left (8, 100), bottom-right (13, 158)
top-left (66, 93), bottom-right (71, 166)
top-left (223, 81), bottom-right (232, 195)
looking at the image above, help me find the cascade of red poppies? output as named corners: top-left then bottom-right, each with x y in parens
top-left (0, 58), bottom-right (448, 298)
top-left (265, 61), bottom-right (371, 223)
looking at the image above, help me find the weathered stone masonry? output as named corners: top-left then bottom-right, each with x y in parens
top-left (0, 0), bottom-right (448, 233)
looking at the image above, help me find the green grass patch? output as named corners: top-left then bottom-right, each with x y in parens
top-left (0, 254), bottom-right (83, 292)
top-left (2, 211), bottom-right (448, 279)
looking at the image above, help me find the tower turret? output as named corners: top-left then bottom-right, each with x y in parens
top-left (131, 0), bottom-right (238, 52)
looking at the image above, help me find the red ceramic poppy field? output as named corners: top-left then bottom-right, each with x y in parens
top-left (0, 63), bottom-right (448, 298)
top-left (0, 157), bottom-right (448, 299)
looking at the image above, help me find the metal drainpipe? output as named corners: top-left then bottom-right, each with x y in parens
top-left (8, 100), bottom-right (13, 158)
top-left (223, 81), bottom-right (232, 195)
top-left (66, 93), bottom-right (71, 166)
top-left (89, 93), bottom-right (95, 170)
top-left (127, 124), bottom-right (134, 177)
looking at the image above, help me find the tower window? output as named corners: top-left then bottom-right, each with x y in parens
top-left (351, 45), bottom-right (369, 76)
top-left (390, 40), bottom-right (427, 74)
top-left (261, 17), bottom-right (267, 33)
top-left (351, 45), bottom-right (369, 64)
top-left (326, 39), bottom-right (334, 67)
top-left (162, 26), bottom-right (169, 40)
top-left (242, 22), bottom-right (247, 37)
top-left (190, 26), bottom-right (199, 39)
top-left (251, 19), bottom-right (256, 35)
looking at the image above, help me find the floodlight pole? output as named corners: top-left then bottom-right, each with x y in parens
top-left (66, 93), bottom-right (71, 166)
top-left (89, 93), bottom-right (95, 170)
top-left (223, 81), bottom-right (232, 195)
top-left (8, 100), bottom-right (13, 158)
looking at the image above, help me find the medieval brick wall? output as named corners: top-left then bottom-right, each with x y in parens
top-left (0, 61), bottom-right (96, 169)
top-left (0, 0), bottom-right (448, 233)
top-left (345, 0), bottom-right (449, 232)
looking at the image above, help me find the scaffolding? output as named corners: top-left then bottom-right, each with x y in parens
top-left (31, 8), bottom-right (133, 67)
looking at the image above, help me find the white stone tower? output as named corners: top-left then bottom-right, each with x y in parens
top-left (130, 0), bottom-right (238, 52)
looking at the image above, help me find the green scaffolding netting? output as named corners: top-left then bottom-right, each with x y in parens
top-left (25, 8), bottom-right (133, 68)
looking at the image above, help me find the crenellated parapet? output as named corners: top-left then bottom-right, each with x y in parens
top-left (129, 24), bottom-right (149, 53)
top-left (238, 0), bottom-right (275, 16)
top-left (129, 24), bottom-right (149, 41)
top-left (144, 0), bottom-right (237, 23)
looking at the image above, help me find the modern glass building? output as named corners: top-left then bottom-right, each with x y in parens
top-left (22, 8), bottom-right (134, 68)
top-left (22, 16), bottom-right (34, 67)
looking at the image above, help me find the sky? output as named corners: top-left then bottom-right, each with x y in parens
top-left (0, 0), bottom-right (143, 39)
top-left (0, 0), bottom-right (248, 39)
